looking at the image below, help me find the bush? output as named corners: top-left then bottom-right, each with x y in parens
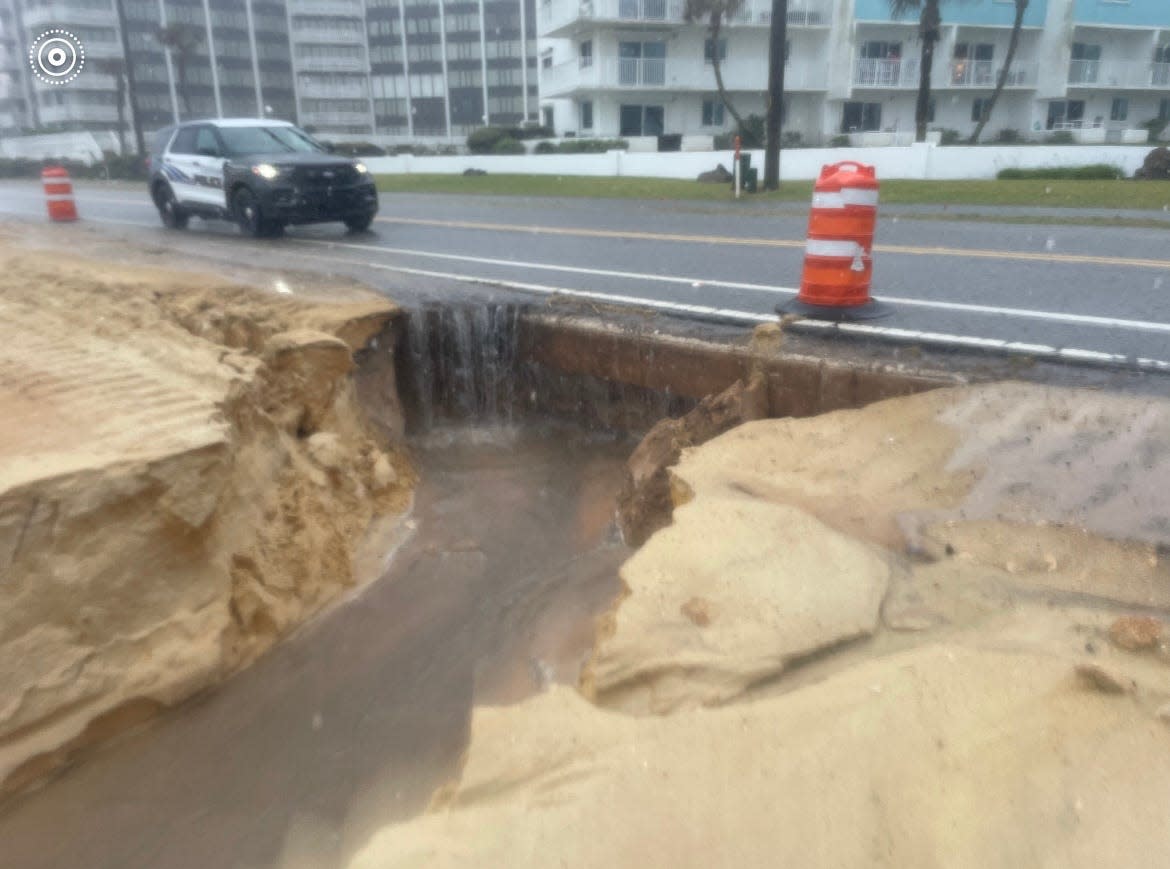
top-left (323, 141), bottom-right (387, 156)
top-left (1046, 131), bottom-right (1075, 145)
top-left (829, 134), bottom-right (851, 147)
top-left (995, 128), bottom-right (1022, 144)
top-left (738, 114), bottom-right (765, 148)
top-left (556, 138), bottom-right (627, 153)
top-left (533, 141), bottom-right (556, 154)
top-left (467, 126), bottom-right (508, 154)
top-left (938, 128), bottom-right (962, 146)
top-left (492, 137), bottom-right (526, 155)
top-left (996, 163), bottom-right (1124, 181)
top-left (1141, 118), bottom-right (1168, 141)
top-left (781, 130), bottom-right (803, 148)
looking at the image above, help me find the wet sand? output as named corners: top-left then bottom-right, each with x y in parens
top-left (0, 426), bottom-right (630, 869)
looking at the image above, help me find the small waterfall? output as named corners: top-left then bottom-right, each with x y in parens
top-left (402, 302), bottom-right (524, 432)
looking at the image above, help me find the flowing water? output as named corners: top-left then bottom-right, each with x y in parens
top-left (0, 300), bottom-right (636, 868)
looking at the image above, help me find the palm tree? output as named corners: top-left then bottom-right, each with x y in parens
top-left (95, 58), bottom-right (127, 154)
top-left (112, 0), bottom-right (145, 156)
top-left (155, 23), bottom-right (203, 118)
top-left (762, 0), bottom-right (788, 190)
top-left (969, 0), bottom-right (1029, 143)
top-left (889, 0), bottom-right (941, 143)
top-left (684, 0), bottom-right (747, 132)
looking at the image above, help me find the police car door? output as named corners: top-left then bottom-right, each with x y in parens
top-left (189, 125), bottom-right (228, 209)
top-left (161, 125), bottom-right (201, 206)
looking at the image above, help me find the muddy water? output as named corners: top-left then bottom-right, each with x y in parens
top-left (0, 427), bottom-right (631, 869)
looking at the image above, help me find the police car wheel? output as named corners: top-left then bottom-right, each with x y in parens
top-left (155, 184), bottom-right (188, 230)
top-left (233, 188), bottom-right (267, 238)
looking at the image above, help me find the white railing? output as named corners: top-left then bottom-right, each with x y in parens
top-left (541, 55), bottom-right (828, 94)
top-left (295, 55), bottom-right (368, 73)
top-left (287, 0), bottom-right (364, 15)
top-left (617, 57), bottom-right (667, 86)
top-left (299, 111), bottom-right (373, 126)
top-left (947, 60), bottom-right (1035, 88)
top-left (21, 4), bottom-right (114, 28)
top-left (854, 57), bottom-right (919, 88)
top-left (1067, 59), bottom-right (1169, 88)
top-left (539, 0), bottom-right (826, 32)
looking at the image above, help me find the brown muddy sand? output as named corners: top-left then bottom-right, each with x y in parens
top-left (0, 428), bottom-right (630, 869)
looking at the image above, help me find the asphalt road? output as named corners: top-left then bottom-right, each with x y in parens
top-left (3, 180), bottom-right (1170, 366)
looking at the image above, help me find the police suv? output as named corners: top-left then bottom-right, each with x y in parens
top-left (147, 119), bottom-right (379, 237)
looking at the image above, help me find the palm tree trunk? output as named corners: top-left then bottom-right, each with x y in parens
top-left (914, 0), bottom-right (940, 143)
top-left (113, 0), bottom-right (146, 156)
top-left (177, 55), bottom-right (192, 117)
top-left (763, 0), bottom-right (787, 189)
top-left (708, 12), bottom-right (744, 132)
top-left (115, 75), bottom-right (127, 155)
top-left (969, 0), bottom-right (1027, 144)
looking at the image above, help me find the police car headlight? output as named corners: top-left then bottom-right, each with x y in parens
top-left (252, 163), bottom-right (280, 180)
top-left (354, 162), bottom-right (369, 174)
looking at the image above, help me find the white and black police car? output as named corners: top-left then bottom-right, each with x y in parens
top-left (147, 119), bottom-right (379, 237)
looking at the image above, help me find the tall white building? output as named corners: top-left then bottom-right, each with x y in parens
top-left (537, 0), bottom-right (1170, 144)
top-left (0, 0), bottom-right (538, 140)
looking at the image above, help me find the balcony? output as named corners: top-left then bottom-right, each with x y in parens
top-left (538, 0), bottom-right (828, 36)
top-left (287, 0), bottom-right (365, 15)
top-left (1068, 59), bottom-right (1170, 89)
top-left (295, 55), bottom-right (368, 73)
top-left (945, 59), bottom-right (1036, 88)
top-left (853, 57), bottom-right (919, 88)
top-left (20, 3), bottom-right (114, 29)
top-left (289, 26), bottom-right (367, 45)
top-left (298, 82), bottom-right (369, 99)
top-left (298, 109), bottom-right (372, 127)
top-left (541, 55), bottom-right (826, 95)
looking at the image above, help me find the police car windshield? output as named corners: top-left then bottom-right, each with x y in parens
top-left (218, 126), bottom-right (323, 157)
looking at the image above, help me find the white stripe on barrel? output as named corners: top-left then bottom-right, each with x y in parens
top-left (811, 189), bottom-right (880, 210)
top-left (805, 238), bottom-right (865, 258)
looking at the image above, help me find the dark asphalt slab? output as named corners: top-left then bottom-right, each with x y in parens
top-left (2, 182), bottom-right (1169, 363)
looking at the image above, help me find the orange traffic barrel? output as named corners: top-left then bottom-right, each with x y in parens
top-left (42, 166), bottom-right (79, 222)
top-left (779, 161), bottom-right (889, 320)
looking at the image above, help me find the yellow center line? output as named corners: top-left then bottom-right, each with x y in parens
top-left (376, 215), bottom-right (1170, 270)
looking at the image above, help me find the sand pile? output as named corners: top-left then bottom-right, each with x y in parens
top-left (0, 245), bottom-right (413, 796)
top-left (350, 383), bottom-right (1170, 867)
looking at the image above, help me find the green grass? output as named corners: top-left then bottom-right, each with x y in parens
top-left (376, 173), bottom-right (1170, 212)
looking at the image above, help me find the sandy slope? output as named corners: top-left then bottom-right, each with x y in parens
top-left (0, 238), bottom-right (413, 797)
top-left (351, 383), bottom-right (1170, 868)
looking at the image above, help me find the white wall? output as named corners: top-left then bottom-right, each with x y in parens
top-left (0, 131), bottom-right (119, 163)
top-left (363, 143), bottom-right (1156, 180)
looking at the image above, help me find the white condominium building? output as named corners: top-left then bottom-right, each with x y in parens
top-left (536, 0), bottom-right (1170, 144)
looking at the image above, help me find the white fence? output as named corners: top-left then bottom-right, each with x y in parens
top-left (0, 131), bottom-right (121, 163)
top-left (364, 143), bottom-right (1157, 181)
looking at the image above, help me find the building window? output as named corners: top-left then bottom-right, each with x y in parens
top-left (619, 104), bottom-right (664, 136)
top-left (1160, 99), bottom-right (1170, 122)
top-left (971, 98), bottom-right (988, 123)
top-left (703, 38), bottom-right (727, 64)
top-left (580, 100), bottom-right (593, 129)
top-left (841, 101), bottom-right (881, 133)
top-left (579, 40), bottom-right (593, 68)
top-left (1110, 98), bottom-right (1128, 122)
top-left (701, 98), bottom-right (724, 127)
top-left (541, 51), bottom-right (553, 69)
top-left (1069, 42), bottom-right (1101, 84)
top-left (1046, 99), bottom-right (1085, 130)
top-left (543, 106), bottom-right (554, 129)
